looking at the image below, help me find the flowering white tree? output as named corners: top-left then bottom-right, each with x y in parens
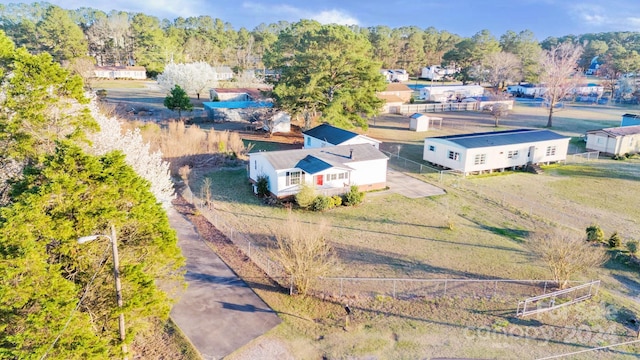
top-left (157, 62), bottom-right (218, 100)
top-left (87, 98), bottom-right (175, 206)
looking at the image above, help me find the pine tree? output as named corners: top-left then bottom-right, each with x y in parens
top-left (163, 85), bottom-right (193, 119)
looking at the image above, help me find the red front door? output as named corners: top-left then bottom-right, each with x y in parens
top-left (316, 175), bottom-right (323, 186)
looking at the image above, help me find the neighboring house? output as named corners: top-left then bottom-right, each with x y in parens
top-left (302, 123), bottom-right (381, 149)
top-left (572, 83), bottom-right (604, 97)
top-left (585, 56), bottom-right (601, 76)
top-left (585, 125), bottom-right (640, 156)
top-left (423, 129), bottom-right (570, 176)
top-left (214, 66), bottom-right (234, 81)
top-left (419, 85), bottom-right (485, 102)
top-left (506, 84), bottom-right (546, 98)
top-left (621, 113), bottom-right (640, 127)
top-left (420, 65), bottom-right (457, 81)
top-left (380, 69), bottom-right (409, 82)
top-left (94, 66), bottom-right (146, 79)
top-left (209, 88), bottom-right (266, 102)
top-left (377, 83), bottom-right (414, 113)
top-left (248, 143), bottom-right (389, 198)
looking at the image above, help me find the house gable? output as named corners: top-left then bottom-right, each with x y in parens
top-left (303, 124), bottom-right (381, 149)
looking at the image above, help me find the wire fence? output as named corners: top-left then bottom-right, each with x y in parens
top-left (314, 277), bottom-right (590, 302)
top-left (517, 280), bottom-right (600, 317)
top-left (380, 150), bottom-right (464, 186)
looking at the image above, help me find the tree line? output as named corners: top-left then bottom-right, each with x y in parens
top-left (2, 2), bottom-right (640, 81)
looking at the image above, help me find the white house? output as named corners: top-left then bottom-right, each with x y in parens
top-left (214, 66), bottom-right (235, 81)
top-left (419, 85), bottom-right (484, 102)
top-left (621, 113), bottom-right (640, 127)
top-left (423, 129), bottom-right (570, 176)
top-left (380, 69), bottom-right (409, 82)
top-left (303, 123), bottom-right (381, 149)
top-left (506, 84), bottom-right (546, 98)
top-left (249, 144), bottom-right (389, 198)
top-left (420, 65), bottom-right (457, 81)
top-left (585, 125), bottom-right (640, 156)
top-left (94, 66), bottom-right (146, 79)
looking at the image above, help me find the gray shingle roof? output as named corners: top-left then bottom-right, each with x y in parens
top-left (432, 129), bottom-right (569, 149)
top-left (255, 143), bottom-right (388, 173)
top-left (302, 124), bottom-right (359, 145)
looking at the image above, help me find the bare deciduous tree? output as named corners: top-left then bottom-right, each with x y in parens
top-left (539, 43), bottom-right (584, 127)
top-left (481, 51), bottom-right (522, 90)
top-left (490, 103), bottom-right (510, 127)
top-left (272, 215), bottom-right (336, 295)
top-left (530, 230), bottom-right (608, 289)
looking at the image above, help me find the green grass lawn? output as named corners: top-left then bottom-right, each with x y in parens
top-left (193, 104), bottom-right (640, 359)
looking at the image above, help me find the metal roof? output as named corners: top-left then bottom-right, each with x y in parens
top-left (431, 129), bottom-right (569, 149)
top-left (253, 143), bottom-right (388, 171)
top-left (623, 113), bottom-right (640, 119)
top-left (587, 125), bottom-right (640, 137)
top-left (302, 124), bottom-right (359, 145)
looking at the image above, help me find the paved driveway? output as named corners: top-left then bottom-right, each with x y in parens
top-left (168, 208), bottom-right (281, 360)
top-left (385, 169), bottom-right (446, 198)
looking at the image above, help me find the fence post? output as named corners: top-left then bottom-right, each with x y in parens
top-left (248, 241), bottom-right (251, 259)
top-left (230, 228), bottom-right (233, 242)
top-left (443, 280), bottom-right (448, 297)
top-left (493, 280), bottom-right (498, 298)
top-left (340, 278), bottom-right (343, 298)
top-left (290, 274), bottom-right (294, 296)
top-left (393, 280), bottom-right (397, 299)
top-left (543, 281), bottom-right (547, 294)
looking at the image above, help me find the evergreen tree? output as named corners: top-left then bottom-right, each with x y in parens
top-left (163, 85), bottom-right (193, 119)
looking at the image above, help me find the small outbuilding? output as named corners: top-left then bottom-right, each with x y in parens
top-left (621, 113), bottom-right (640, 127)
top-left (585, 125), bottom-right (640, 156)
top-left (409, 113), bottom-right (442, 132)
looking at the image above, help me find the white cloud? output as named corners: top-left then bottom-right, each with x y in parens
top-left (627, 17), bottom-right (640, 31)
top-left (242, 1), bottom-right (359, 25)
top-left (569, 4), bottom-right (608, 26)
top-left (312, 10), bottom-right (359, 26)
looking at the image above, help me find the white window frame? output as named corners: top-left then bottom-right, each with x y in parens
top-left (474, 153), bottom-right (486, 165)
top-left (448, 150), bottom-right (460, 161)
top-left (507, 150), bottom-right (519, 159)
top-left (286, 171), bottom-right (303, 186)
top-left (546, 146), bottom-right (557, 156)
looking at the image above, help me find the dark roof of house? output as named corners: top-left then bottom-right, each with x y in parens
top-left (430, 129), bottom-right (569, 149)
top-left (587, 125), bottom-right (640, 136)
top-left (302, 124), bottom-right (359, 145)
top-left (252, 143), bottom-right (388, 173)
top-left (623, 113), bottom-right (640, 119)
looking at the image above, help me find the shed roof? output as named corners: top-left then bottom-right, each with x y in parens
top-left (384, 83), bottom-right (412, 92)
top-left (623, 113), bottom-right (640, 119)
top-left (587, 125), bottom-right (640, 137)
top-left (377, 94), bottom-right (405, 103)
top-left (430, 129), bottom-right (569, 149)
top-left (253, 143), bottom-right (387, 173)
top-left (303, 124), bottom-right (359, 145)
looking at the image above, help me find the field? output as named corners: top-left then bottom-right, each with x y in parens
top-left (186, 103), bottom-right (640, 358)
top-left (103, 80), bottom-right (640, 358)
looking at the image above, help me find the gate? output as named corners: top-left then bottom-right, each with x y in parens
top-left (516, 280), bottom-right (600, 317)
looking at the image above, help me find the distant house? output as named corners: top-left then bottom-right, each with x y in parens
top-left (621, 113), bottom-right (640, 127)
top-left (380, 69), bottom-right (409, 82)
top-left (377, 83), bottom-right (414, 113)
top-left (214, 66), bottom-right (235, 81)
top-left (423, 129), bottom-right (570, 176)
top-left (302, 123), bottom-right (381, 149)
top-left (248, 144), bottom-right (389, 198)
top-left (94, 66), bottom-right (146, 79)
top-left (506, 84), bottom-right (546, 98)
top-left (420, 65), bottom-right (457, 81)
top-left (585, 125), bottom-right (640, 156)
top-left (209, 88), bottom-right (266, 102)
top-left (419, 85), bottom-right (484, 102)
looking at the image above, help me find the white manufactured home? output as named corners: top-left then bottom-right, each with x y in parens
top-left (302, 123), bottom-right (381, 149)
top-left (585, 125), bottom-right (640, 156)
top-left (423, 129), bottom-right (570, 176)
top-left (249, 144), bottom-right (388, 198)
top-left (419, 85), bottom-right (485, 102)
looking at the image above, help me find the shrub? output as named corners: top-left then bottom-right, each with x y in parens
top-left (256, 175), bottom-right (270, 197)
top-left (585, 224), bottom-right (605, 242)
top-left (312, 195), bottom-right (332, 211)
top-left (608, 231), bottom-right (622, 248)
top-left (331, 195), bottom-right (342, 207)
top-left (295, 183), bottom-right (316, 209)
top-left (344, 185), bottom-right (364, 206)
top-left (626, 240), bottom-right (639, 256)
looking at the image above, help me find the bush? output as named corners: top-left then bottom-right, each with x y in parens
top-left (331, 195), bottom-right (342, 207)
top-left (256, 175), bottom-right (269, 197)
top-left (343, 185), bottom-right (364, 206)
top-left (312, 195), bottom-right (332, 211)
top-left (295, 183), bottom-right (316, 209)
top-left (626, 240), bottom-right (639, 256)
top-left (585, 224), bottom-right (605, 242)
top-left (608, 231), bottom-right (622, 248)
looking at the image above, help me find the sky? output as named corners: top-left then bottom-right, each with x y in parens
top-left (3, 0), bottom-right (640, 40)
